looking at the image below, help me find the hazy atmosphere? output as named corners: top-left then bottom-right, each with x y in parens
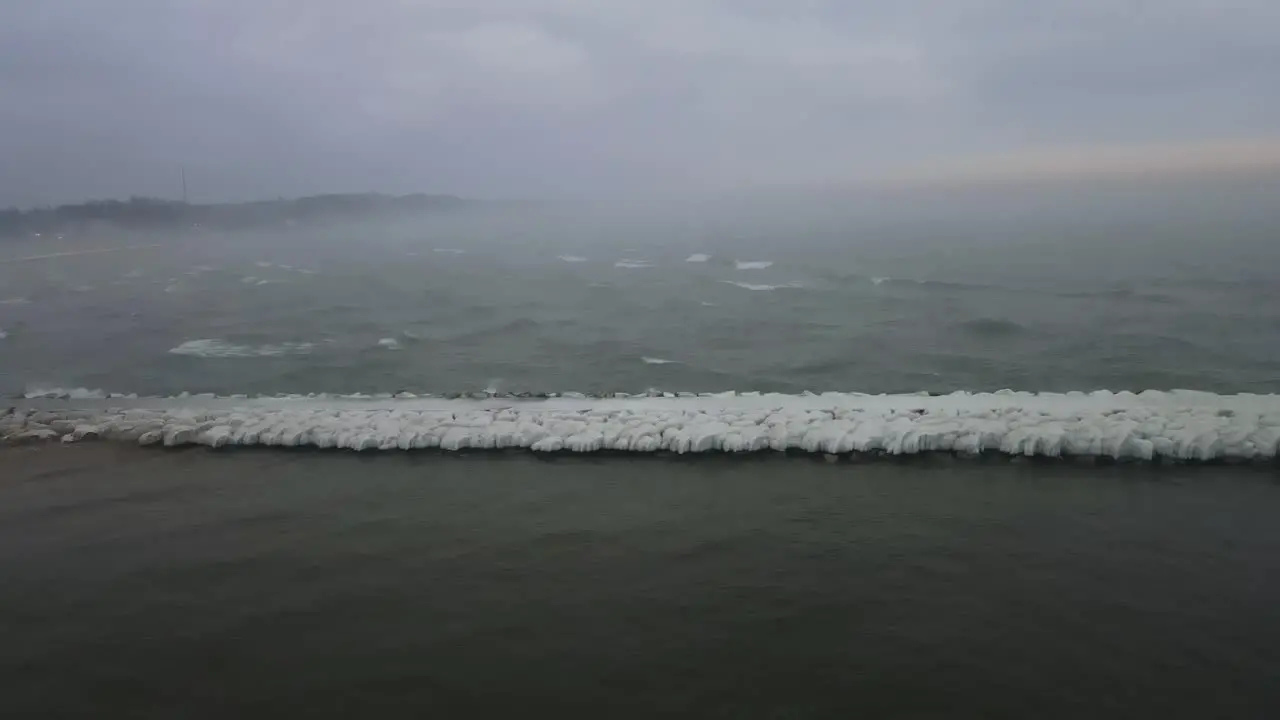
top-left (3, 0), bottom-right (1280, 204)
top-left (6, 3), bottom-right (1280, 718)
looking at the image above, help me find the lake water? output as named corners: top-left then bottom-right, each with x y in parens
top-left (3, 200), bottom-right (1280, 716)
top-left (2, 445), bottom-right (1280, 718)
top-left (3, 207), bottom-right (1278, 398)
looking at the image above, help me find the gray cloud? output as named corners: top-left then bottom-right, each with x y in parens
top-left (2, 0), bottom-right (1278, 205)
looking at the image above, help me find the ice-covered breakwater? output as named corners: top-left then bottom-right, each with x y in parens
top-left (5, 390), bottom-right (1280, 461)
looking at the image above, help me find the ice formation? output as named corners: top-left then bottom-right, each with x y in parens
top-left (735, 261), bottom-right (774, 270)
top-left (6, 390), bottom-right (1280, 461)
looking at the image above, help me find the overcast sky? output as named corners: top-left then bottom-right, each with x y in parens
top-left (2, 0), bottom-right (1278, 205)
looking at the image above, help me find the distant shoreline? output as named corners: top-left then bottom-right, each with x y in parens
top-left (0, 192), bottom-right (478, 239)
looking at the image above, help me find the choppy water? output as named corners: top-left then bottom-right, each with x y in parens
top-left (2, 211), bottom-right (1279, 398)
top-left (5, 208), bottom-right (1280, 716)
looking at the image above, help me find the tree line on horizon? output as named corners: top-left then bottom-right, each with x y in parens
top-left (0, 193), bottom-right (471, 238)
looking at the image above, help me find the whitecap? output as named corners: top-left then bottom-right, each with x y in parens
top-left (871, 277), bottom-right (890, 285)
top-left (433, 248), bottom-right (465, 255)
top-left (721, 281), bottom-right (799, 291)
top-left (72, 285), bottom-right (95, 293)
top-left (641, 357), bottom-right (678, 365)
top-left (255, 279), bottom-right (271, 286)
top-left (0, 297), bottom-right (30, 305)
top-left (254, 261), bottom-right (273, 268)
top-left (0, 329), bottom-right (7, 339)
top-left (22, 386), bottom-right (107, 400)
top-left (558, 255), bottom-right (588, 263)
top-left (686, 254), bottom-right (710, 263)
top-left (241, 276), bottom-right (259, 284)
top-left (700, 301), bottom-right (717, 307)
top-left (168, 339), bottom-right (314, 358)
top-left (735, 260), bottom-right (773, 270)
top-left (615, 260), bottom-right (651, 269)
top-left (378, 338), bottom-right (402, 350)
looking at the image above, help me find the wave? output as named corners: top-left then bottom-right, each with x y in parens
top-left (168, 339), bottom-right (315, 358)
top-left (558, 255), bottom-right (587, 263)
top-left (735, 261), bottom-right (773, 270)
top-left (7, 390), bottom-right (1280, 461)
top-left (721, 281), bottom-right (802, 292)
top-left (615, 260), bottom-right (652, 269)
top-left (0, 329), bottom-right (7, 339)
top-left (433, 248), bottom-right (465, 255)
top-left (0, 297), bottom-right (30, 305)
top-left (377, 338), bottom-right (402, 350)
top-left (641, 357), bottom-right (678, 365)
top-left (686, 254), bottom-right (710, 263)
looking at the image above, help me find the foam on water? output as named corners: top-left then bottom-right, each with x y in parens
top-left (6, 390), bottom-right (1280, 461)
top-left (686, 254), bottom-right (710, 263)
top-left (378, 338), bottom-right (403, 350)
top-left (615, 260), bottom-right (652, 269)
top-left (735, 261), bottom-right (774, 270)
top-left (558, 255), bottom-right (587, 263)
top-left (871, 277), bottom-right (890, 285)
top-left (433, 248), bottom-right (465, 255)
top-left (641, 357), bottom-right (678, 365)
top-left (168, 339), bottom-right (316, 358)
top-left (0, 297), bottom-right (30, 305)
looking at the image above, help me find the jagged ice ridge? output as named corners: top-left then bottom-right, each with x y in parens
top-left (5, 390), bottom-right (1280, 461)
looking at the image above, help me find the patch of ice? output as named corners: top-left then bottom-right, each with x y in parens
top-left (10, 389), bottom-right (1280, 461)
top-left (735, 261), bottom-right (774, 270)
top-left (641, 357), bottom-right (678, 365)
top-left (615, 260), bottom-right (651, 269)
top-left (558, 255), bottom-right (588, 263)
top-left (378, 338), bottom-right (402, 350)
top-left (168, 339), bottom-right (314, 358)
top-left (686, 254), bottom-right (710, 263)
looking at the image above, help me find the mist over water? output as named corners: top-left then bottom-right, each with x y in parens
top-left (3, 182), bottom-right (1279, 400)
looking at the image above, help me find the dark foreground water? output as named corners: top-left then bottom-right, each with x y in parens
top-left (3, 445), bottom-right (1280, 718)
